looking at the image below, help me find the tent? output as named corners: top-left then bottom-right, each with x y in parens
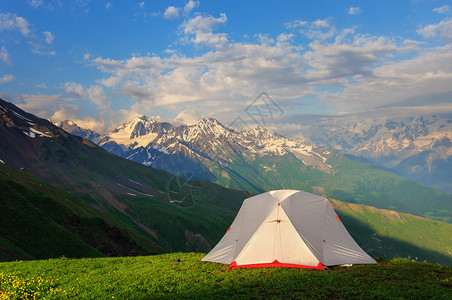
top-left (202, 190), bottom-right (376, 269)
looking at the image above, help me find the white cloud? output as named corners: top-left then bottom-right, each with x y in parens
top-left (182, 13), bottom-right (228, 47)
top-left (51, 104), bottom-right (80, 122)
top-left (89, 16), bottom-right (452, 127)
top-left (327, 44), bottom-right (452, 111)
top-left (163, 6), bottom-right (180, 19)
top-left (105, 3), bottom-right (112, 9)
top-left (43, 31), bottom-right (54, 44)
top-left (139, 2), bottom-right (145, 9)
top-left (0, 74), bottom-right (14, 84)
top-left (14, 94), bottom-right (66, 119)
top-left (287, 18), bottom-right (336, 40)
top-left (28, 0), bottom-right (43, 8)
top-left (175, 110), bottom-right (203, 125)
top-left (65, 82), bottom-right (85, 97)
top-left (417, 18), bottom-right (452, 42)
top-left (0, 46), bottom-right (11, 65)
top-left (87, 85), bottom-right (110, 111)
top-left (0, 13), bottom-right (31, 37)
top-left (433, 5), bottom-right (450, 14)
top-left (347, 7), bottom-right (361, 15)
top-left (11, 92), bottom-right (111, 133)
top-left (73, 116), bottom-right (107, 133)
top-left (183, 0), bottom-right (199, 15)
top-left (101, 76), bottom-right (121, 88)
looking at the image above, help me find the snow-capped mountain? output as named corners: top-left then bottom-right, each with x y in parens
top-left (307, 114), bottom-right (452, 193)
top-left (58, 114), bottom-right (452, 222)
top-left (54, 120), bottom-right (102, 144)
top-left (94, 116), bottom-right (334, 181)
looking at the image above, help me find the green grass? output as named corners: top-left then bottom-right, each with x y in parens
top-left (332, 199), bottom-right (452, 265)
top-left (0, 253), bottom-right (450, 299)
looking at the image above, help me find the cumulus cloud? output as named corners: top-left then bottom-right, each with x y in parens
top-left (0, 46), bottom-right (11, 65)
top-left (74, 116), bottom-right (107, 133)
top-left (101, 76), bottom-right (121, 88)
top-left (163, 6), bottom-right (180, 19)
top-left (182, 13), bottom-right (228, 47)
top-left (0, 74), bottom-right (14, 84)
top-left (13, 94), bottom-right (66, 119)
top-left (139, 1), bottom-right (145, 9)
top-left (417, 18), bottom-right (452, 42)
top-left (87, 85), bottom-right (111, 111)
top-left (183, 0), bottom-right (199, 15)
top-left (51, 104), bottom-right (81, 122)
top-left (88, 15), bottom-right (452, 126)
top-left (0, 13), bottom-right (31, 37)
top-left (347, 7), bottom-right (361, 15)
top-left (433, 5), bottom-right (450, 14)
top-left (65, 82), bottom-right (85, 97)
top-left (43, 31), bottom-right (54, 44)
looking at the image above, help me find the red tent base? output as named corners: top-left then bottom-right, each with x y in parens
top-left (227, 260), bottom-right (325, 270)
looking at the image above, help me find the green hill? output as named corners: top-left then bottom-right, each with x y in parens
top-left (0, 163), bottom-right (164, 261)
top-left (331, 199), bottom-right (452, 265)
top-left (2, 160), bottom-right (451, 265)
top-left (0, 253), bottom-right (450, 299)
top-left (212, 152), bottom-right (452, 223)
top-left (1, 98), bottom-right (451, 266)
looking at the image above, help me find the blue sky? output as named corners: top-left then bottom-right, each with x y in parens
top-left (0, 0), bottom-right (451, 133)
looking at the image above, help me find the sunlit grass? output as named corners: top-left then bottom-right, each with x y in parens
top-left (0, 253), bottom-right (451, 299)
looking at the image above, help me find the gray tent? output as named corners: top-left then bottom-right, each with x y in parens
top-left (202, 190), bottom-right (376, 269)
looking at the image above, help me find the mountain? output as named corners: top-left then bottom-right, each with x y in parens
top-left (54, 120), bottom-right (102, 144)
top-left (0, 98), bottom-right (250, 259)
top-left (2, 98), bottom-right (452, 265)
top-left (63, 115), bottom-right (452, 223)
top-left (305, 114), bottom-right (452, 194)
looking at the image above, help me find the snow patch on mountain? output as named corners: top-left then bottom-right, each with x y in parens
top-left (23, 127), bottom-right (52, 138)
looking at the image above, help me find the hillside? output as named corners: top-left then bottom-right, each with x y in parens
top-left (0, 98), bottom-right (250, 256)
top-left (0, 254), bottom-right (450, 299)
top-left (331, 199), bottom-right (452, 265)
top-left (60, 116), bottom-right (452, 223)
top-left (0, 163), bottom-right (162, 261)
top-left (2, 98), bottom-right (451, 266)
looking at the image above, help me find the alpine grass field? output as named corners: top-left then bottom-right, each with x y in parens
top-left (0, 253), bottom-right (451, 299)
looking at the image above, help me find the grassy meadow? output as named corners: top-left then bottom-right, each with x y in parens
top-left (0, 253), bottom-right (451, 299)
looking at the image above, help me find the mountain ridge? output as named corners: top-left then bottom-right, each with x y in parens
top-left (57, 114), bottom-right (452, 223)
top-left (305, 114), bottom-right (452, 193)
top-left (1, 98), bottom-right (451, 265)
top-left (0, 98), bottom-right (251, 255)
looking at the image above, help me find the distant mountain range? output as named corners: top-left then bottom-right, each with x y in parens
top-left (304, 115), bottom-right (452, 194)
top-left (56, 116), bottom-right (452, 223)
top-left (2, 98), bottom-right (452, 265)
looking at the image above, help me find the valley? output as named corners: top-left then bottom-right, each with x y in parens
top-left (1, 98), bottom-right (451, 266)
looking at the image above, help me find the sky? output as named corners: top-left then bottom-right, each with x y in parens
top-left (0, 0), bottom-right (452, 134)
